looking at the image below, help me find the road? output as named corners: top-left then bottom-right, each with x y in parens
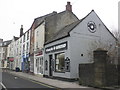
top-left (2, 72), bottom-right (57, 90)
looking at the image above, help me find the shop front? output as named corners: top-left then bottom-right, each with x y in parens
top-left (44, 41), bottom-right (71, 79)
top-left (22, 54), bottom-right (30, 72)
top-left (34, 50), bottom-right (44, 74)
top-left (8, 57), bottom-right (14, 70)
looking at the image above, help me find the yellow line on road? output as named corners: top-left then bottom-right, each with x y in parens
top-left (28, 79), bottom-right (55, 88)
top-left (22, 78), bottom-right (62, 90)
top-left (6, 71), bottom-right (61, 89)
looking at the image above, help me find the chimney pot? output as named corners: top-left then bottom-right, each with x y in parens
top-left (66, 1), bottom-right (72, 12)
top-left (20, 25), bottom-right (23, 37)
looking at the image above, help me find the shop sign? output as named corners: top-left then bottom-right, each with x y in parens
top-left (45, 42), bottom-right (67, 53)
top-left (9, 57), bottom-right (14, 62)
top-left (36, 51), bottom-right (43, 56)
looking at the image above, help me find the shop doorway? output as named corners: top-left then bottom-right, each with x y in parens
top-left (49, 55), bottom-right (53, 76)
top-left (36, 56), bottom-right (43, 74)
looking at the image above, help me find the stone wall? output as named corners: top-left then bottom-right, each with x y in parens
top-left (79, 64), bottom-right (94, 86)
top-left (79, 49), bottom-right (119, 87)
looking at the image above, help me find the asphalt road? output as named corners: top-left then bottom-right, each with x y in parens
top-left (2, 72), bottom-right (57, 90)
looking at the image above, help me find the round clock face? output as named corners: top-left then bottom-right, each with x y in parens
top-left (87, 21), bottom-right (96, 33)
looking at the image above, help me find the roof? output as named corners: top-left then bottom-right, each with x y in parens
top-left (30, 11), bottom-right (57, 30)
top-left (45, 20), bottom-right (81, 44)
top-left (45, 10), bottom-right (117, 45)
top-left (30, 10), bottom-right (79, 30)
top-left (0, 40), bottom-right (12, 47)
top-left (14, 36), bottom-right (19, 41)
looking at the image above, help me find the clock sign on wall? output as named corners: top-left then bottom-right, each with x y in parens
top-left (87, 21), bottom-right (96, 33)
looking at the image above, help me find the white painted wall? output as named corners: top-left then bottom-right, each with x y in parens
top-left (7, 38), bottom-right (16, 70)
top-left (34, 22), bottom-right (45, 74)
top-left (44, 37), bottom-right (71, 78)
top-left (69, 11), bottom-right (117, 78)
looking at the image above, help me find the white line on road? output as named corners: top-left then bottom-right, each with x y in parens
top-left (0, 82), bottom-right (7, 90)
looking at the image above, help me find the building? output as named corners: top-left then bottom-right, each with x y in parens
top-left (7, 36), bottom-right (19, 70)
top-left (44, 10), bottom-right (117, 79)
top-left (0, 39), bottom-right (11, 68)
top-left (34, 22), bottom-right (45, 74)
top-left (30, 2), bottom-right (79, 74)
top-left (29, 12), bottom-right (57, 73)
top-left (21, 29), bottom-right (31, 72)
top-left (0, 39), bottom-right (3, 67)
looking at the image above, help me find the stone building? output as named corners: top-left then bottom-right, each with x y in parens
top-left (44, 10), bottom-right (117, 79)
top-left (30, 2), bottom-right (79, 74)
top-left (0, 40), bottom-right (11, 68)
top-left (7, 36), bottom-right (19, 70)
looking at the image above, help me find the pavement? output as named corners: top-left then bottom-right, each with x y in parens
top-left (3, 70), bottom-right (100, 89)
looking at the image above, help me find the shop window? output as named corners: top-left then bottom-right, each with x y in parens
top-left (55, 53), bottom-right (65, 72)
top-left (36, 58), bottom-right (38, 67)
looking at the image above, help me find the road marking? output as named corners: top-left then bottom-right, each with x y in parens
top-left (0, 82), bottom-right (7, 90)
top-left (10, 73), bottom-right (56, 88)
top-left (26, 78), bottom-right (55, 88)
top-left (6, 72), bottom-right (61, 89)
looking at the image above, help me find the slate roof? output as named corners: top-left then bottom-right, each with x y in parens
top-left (45, 20), bottom-right (81, 44)
top-left (45, 10), bottom-right (117, 45)
top-left (30, 11), bottom-right (57, 30)
top-left (30, 10), bottom-right (79, 30)
top-left (0, 40), bottom-right (12, 47)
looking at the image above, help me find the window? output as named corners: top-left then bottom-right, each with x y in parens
top-left (55, 53), bottom-right (65, 72)
top-left (36, 58), bottom-right (38, 67)
top-left (23, 44), bottom-right (25, 54)
top-left (17, 48), bottom-right (18, 56)
top-left (37, 31), bottom-right (39, 36)
top-left (36, 42), bottom-right (38, 49)
top-left (23, 34), bottom-right (25, 42)
top-left (27, 31), bottom-right (29, 40)
top-left (20, 38), bottom-right (22, 43)
top-left (26, 42), bottom-right (29, 52)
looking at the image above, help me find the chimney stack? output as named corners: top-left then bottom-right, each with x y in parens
top-left (20, 25), bottom-right (23, 37)
top-left (66, 2), bottom-right (72, 12)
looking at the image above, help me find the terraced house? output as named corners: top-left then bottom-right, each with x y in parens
top-left (4, 2), bottom-right (118, 83)
top-left (7, 36), bottom-right (19, 70)
top-left (0, 39), bottom-right (11, 68)
top-left (30, 2), bottom-right (78, 74)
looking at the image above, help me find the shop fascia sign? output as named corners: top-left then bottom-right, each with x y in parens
top-left (45, 42), bottom-right (67, 53)
top-left (8, 57), bottom-right (14, 62)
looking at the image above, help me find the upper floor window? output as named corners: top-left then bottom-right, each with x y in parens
top-left (36, 42), bottom-right (38, 49)
top-left (37, 31), bottom-right (39, 36)
top-left (23, 34), bottom-right (25, 42)
top-left (27, 31), bottom-right (29, 40)
top-left (23, 44), bottom-right (25, 54)
top-left (20, 38), bottom-right (22, 43)
top-left (26, 42), bottom-right (29, 52)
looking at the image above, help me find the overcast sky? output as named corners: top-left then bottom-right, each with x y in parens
top-left (0, 0), bottom-right (119, 41)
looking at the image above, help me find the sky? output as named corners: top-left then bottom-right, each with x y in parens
top-left (0, 0), bottom-right (119, 41)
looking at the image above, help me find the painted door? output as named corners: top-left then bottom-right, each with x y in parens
top-left (36, 56), bottom-right (43, 74)
top-left (49, 55), bottom-right (53, 76)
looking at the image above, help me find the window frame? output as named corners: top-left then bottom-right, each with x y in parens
top-left (55, 52), bottom-right (65, 73)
